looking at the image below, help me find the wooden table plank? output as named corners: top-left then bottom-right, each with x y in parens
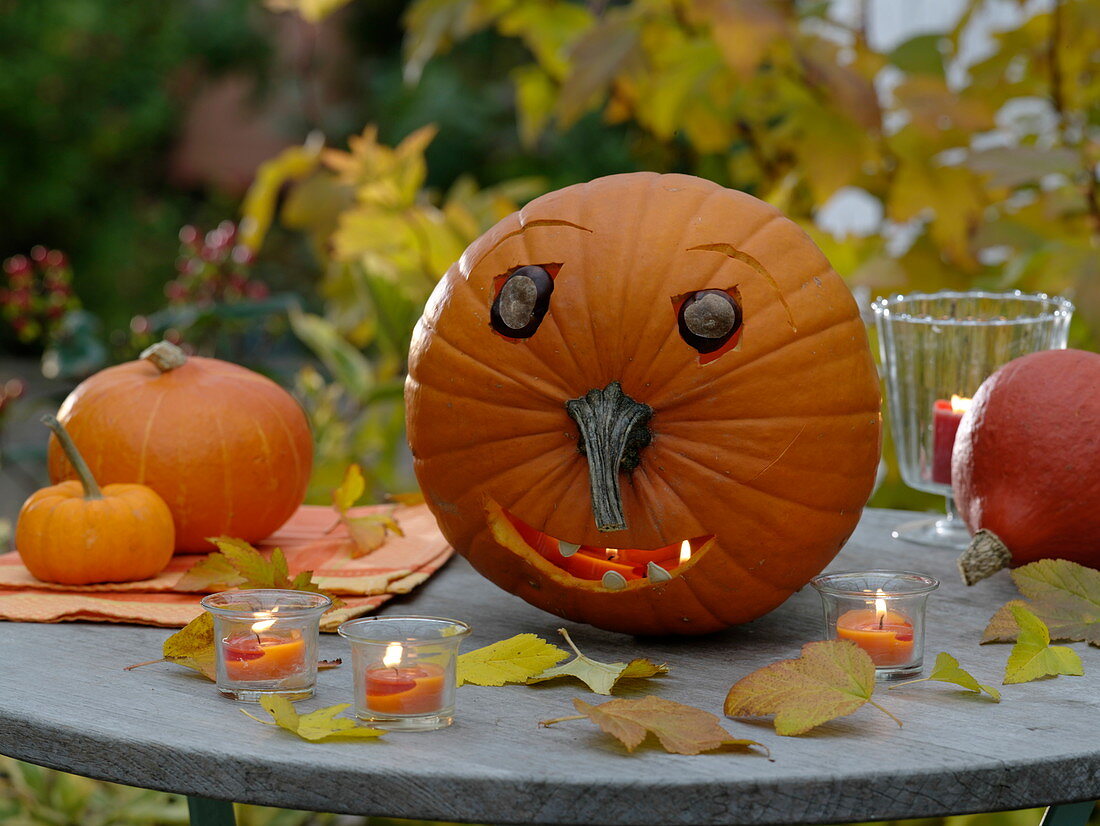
top-left (1, 508), bottom-right (1098, 825)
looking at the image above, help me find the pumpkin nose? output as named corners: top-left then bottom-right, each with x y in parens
top-left (565, 381), bottom-right (653, 532)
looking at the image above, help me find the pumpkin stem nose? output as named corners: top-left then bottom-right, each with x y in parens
top-left (565, 381), bottom-right (653, 532)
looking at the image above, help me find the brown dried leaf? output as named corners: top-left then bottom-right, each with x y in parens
top-left (542, 696), bottom-right (768, 756)
top-left (724, 640), bottom-right (901, 736)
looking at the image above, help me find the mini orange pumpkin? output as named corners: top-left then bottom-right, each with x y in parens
top-left (18, 415), bottom-right (174, 584)
top-left (406, 172), bottom-right (881, 635)
top-left (47, 341), bottom-right (312, 552)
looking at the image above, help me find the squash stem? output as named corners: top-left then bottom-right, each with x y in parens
top-left (565, 381), bottom-right (652, 532)
top-left (141, 341), bottom-right (188, 373)
top-left (42, 414), bottom-right (103, 500)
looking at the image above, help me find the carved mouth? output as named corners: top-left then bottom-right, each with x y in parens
top-left (487, 501), bottom-right (714, 590)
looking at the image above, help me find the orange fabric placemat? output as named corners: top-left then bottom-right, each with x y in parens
top-left (0, 504), bottom-right (453, 632)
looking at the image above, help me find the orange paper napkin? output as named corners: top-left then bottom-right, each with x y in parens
top-left (0, 504), bottom-right (453, 631)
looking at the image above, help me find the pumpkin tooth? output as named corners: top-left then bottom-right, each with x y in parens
top-left (601, 571), bottom-right (628, 590)
top-left (646, 562), bottom-right (673, 583)
top-left (558, 540), bottom-right (581, 558)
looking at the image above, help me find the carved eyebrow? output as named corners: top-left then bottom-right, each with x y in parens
top-left (472, 219), bottom-right (594, 270)
top-left (688, 243), bottom-right (796, 331)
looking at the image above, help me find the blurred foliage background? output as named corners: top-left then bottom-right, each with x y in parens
top-left (1, 0), bottom-right (1098, 823)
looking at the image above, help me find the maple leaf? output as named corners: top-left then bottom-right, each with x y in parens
top-left (161, 613), bottom-right (217, 680)
top-left (527, 628), bottom-right (669, 695)
top-left (457, 633), bottom-right (568, 686)
top-left (388, 491), bottom-right (426, 507)
top-left (178, 537), bottom-right (338, 604)
top-left (982, 559), bottom-right (1100, 648)
top-left (541, 696), bottom-right (768, 757)
top-left (331, 464), bottom-right (403, 557)
top-left (1003, 604), bottom-right (1084, 685)
top-left (889, 652), bottom-right (1000, 701)
top-left (242, 696), bottom-right (385, 741)
top-left (724, 640), bottom-right (902, 736)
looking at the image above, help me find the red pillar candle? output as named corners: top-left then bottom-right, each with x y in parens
top-left (836, 591), bottom-right (914, 667)
top-left (931, 395), bottom-right (972, 485)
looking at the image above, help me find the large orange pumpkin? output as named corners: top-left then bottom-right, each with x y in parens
top-left (406, 172), bottom-right (881, 635)
top-left (48, 342), bottom-right (312, 552)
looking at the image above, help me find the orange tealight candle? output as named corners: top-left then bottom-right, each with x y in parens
top-left (836, 591), bottom-right (914, 667)
top-left (223, 619), bottom-right (306, 682)
top-left (365, 642), bottom-right (445, 716)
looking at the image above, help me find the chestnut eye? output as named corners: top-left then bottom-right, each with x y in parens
top-left (490, 265), bottom-right (554, 339)
top-left (677, 289), bottom-right (742, 353)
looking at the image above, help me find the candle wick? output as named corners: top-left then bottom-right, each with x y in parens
top-left (879, 614), bottom-right (884, 630)
top-left (254, 632), bottom-right (263, 646)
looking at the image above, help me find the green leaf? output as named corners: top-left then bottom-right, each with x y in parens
top-left (888, 33), bottom-right (946, 77)
top-left (288, 305), bottom-right (375, 402)
top-left (1003, 605), bottom-right (1084, 685)
top-left (528, 628), bottom-right (668, 695)
top-left (457, 633), bottom-right (569, 686)
top-left (983, 559), bottom-right (1100, 647)
top-left (725, 640), bottom-right (901, 735)
top-left (242, 696), bottom-right (385, 741)
top-left (891, 652), bottom-right (1000, 701)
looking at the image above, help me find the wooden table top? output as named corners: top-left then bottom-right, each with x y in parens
top-left (1, 508), bottom-right (1098, 825)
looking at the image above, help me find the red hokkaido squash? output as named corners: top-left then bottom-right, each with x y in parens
top-left (405, 172), bottom-right (882, 635)
top-left (47, 341), bottom-right (312, 552)
top-left (953, 348), bottom-right (1100, 584)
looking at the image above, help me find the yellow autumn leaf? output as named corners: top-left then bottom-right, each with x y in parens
top-left (527, 628), bottom-right (668, 695)
top-left (333, 463), bottom-right (366, 513)
top-left (242, 696), bottom-right (385, 741)
top-left (1003, 605), bottom-right (1084, 685)
top-left (162, 613), bottom-right (217, 681)
top-left (725, 639), bottom-right (901, 735)
top-left (457, 633), bottom-right (569, 686)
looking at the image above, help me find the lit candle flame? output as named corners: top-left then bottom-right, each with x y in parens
top-left (874, 588), bottom-right (888, 625)
top-left (950, 394), bottom-right (973, 414)
top-left (382, 641), bottom-right (404, 668)
top-left (251, 618), bottom-right (276, 634)
top-left (606, 548), bottom-right (619, 560)
top-left (679, 540), bottom-right (692, 564)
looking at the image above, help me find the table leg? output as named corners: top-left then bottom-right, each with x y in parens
top-left (1040, 801), bottom-right (1096, 826)
top-left (187, 796), bottom-right (236, 826)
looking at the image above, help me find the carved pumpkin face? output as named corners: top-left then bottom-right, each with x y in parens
top-left (406, 173), bottom-right (881, 635)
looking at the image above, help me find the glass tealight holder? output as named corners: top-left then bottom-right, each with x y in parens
top-left (338, 616), bottom-right (470, 732)
top-left (810, 571), bottom-right (939, 680)
top-left (872, 290), bottom-right (1072, 549)
top-left (201, 589), bottom-right (332, 702)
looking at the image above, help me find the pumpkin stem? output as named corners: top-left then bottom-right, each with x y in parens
top-left (565, 381), bottom-right (653, 532)
top-left (957, 529), bottom-right (1013, 586)
top-left (141, 341), bottom-right (188, 373)
top-left (42, 414), bottom-right (103, 500)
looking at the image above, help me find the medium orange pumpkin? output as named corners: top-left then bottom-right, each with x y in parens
top-left (47, 341), bottom-right (312, 552)
top-left (406, 172), bottom-right (881, 635)
top-left (18, 415), bottom-right (174, 584)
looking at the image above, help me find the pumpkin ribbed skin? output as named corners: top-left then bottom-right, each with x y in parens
top-left (953, 348), bottom-right (1100, 567)
top-left (406, 172), bottom-right (881, 635)
top-left (17, 480), bottom-right (174, 584)
top-left (47, 355), bottom-right (312, 552)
